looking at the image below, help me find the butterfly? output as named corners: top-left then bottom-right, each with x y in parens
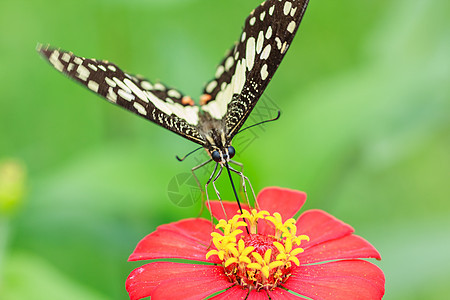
top-left (38, 0), bottom-right (310, 208)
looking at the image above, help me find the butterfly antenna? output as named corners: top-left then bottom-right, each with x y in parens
top-left (176, 146), bottom-right (203, 162)
top-left (225, 162), bottom-right (249, 234)
top-left (235, 110), bottom-right (281, 135)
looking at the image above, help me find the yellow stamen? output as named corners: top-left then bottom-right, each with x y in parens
top-left (241, 209), bottom-right (270, 233)
top-left (206, 210), bottom-right (310, 291)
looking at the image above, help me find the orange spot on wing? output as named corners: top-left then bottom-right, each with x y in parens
top-left (181, 96), bottom-right (195, 106)
top-left (200, 94), bottom-right (212, 105)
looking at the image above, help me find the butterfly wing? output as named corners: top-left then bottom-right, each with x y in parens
top-left (201, 0), bottom-right (309, 138)
top-left (38, 45), bottom-right (205, 145)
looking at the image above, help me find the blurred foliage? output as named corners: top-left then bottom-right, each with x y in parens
top-left (0, 160), bottom-right (26, 215)
top-left (0, 0), bottom-right (449, 299)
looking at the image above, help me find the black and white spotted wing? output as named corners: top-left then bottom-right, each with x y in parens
top-left (201, 0), bottom-right (309, 138)
top-left (38, 0), bottom-right (310, 165)
top-left (37, 45), bottom-right (205, 145)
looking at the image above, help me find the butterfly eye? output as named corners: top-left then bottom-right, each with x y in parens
top-left (211, 150), bottom-right (221, 162)
top-left (228, 146), bottom-right (235, 159)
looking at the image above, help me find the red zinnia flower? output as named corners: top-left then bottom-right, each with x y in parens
top-left (126, 187), bottom-right (385, 299)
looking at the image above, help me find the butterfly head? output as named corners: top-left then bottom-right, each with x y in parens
top-left (209, 145), bottom-right (235, 165)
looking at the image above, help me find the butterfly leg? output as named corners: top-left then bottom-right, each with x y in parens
top-left (211, 165), bottom-right (228, 219)
top-left (228, 162), bottom-right (259, 209)
top-left (229, 160), bottom-right (245, 193)
top-left (203, 162), bottom-right (219, 231)
top-left (204, 162), bottom-right (218, 203)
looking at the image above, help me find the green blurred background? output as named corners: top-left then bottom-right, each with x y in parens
top-left (1, 0), bottom-right (449, 299)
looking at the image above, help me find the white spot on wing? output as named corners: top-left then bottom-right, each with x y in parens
top-left (249, 17), bottom-right (256, 26)
top-left (141, 81), bottom-right (152, 90)
top-left (215, 65), bottom-right (225, 78)
top-left (88, 63), bottom-right (98, 71)
top-left (168, 89), bottom-right (181, 99)
top-left (287, 21), bottom-right (296, 33)
top-left (118, 89), bottom-right (135, 102)
top-left (241, 32), bottom-right (246, 42)
top-left (260, 11), bottom-right (266, 21)
top-left (107, 87), bottom-right (117, 103)
top-left (225, 56), bottom-right (234, 71)
top-left (275, 37), bottom-right (282, 50)
top-left (154, 83), bottom-right (165, 91)
top-left (133, 102), bottom-right (147, 115)
top-left (202, 58), bottom-right (246, 119)
top-left (76, 64), bottom-right (90, 81)
top-left (105, 77), bottom-right (116, 87)
top-left (256, 31), bottom-right (264, 54)
top-left (61, 53), bottom-right (71, 63)
top-left (283, 2), bottom-right (292, 15)
top-left (246, 37), bottom-right (256, 71)
top-left (98, 65), bottom-right (107, 71)
top-left (266, 26), bottom-right (273, 39)
top-left (233, 59), bottom-right (246, 95)
top-left (124, 78), bottom-right (149, 103)
top-left (269, 5), bottom-right (275, 15)
top-left (88, 80), bottom-right (99, 92)
top-left (49, 50), bottom-right (64, 72)
top-left (206, 80), bottom-right (217, 93)
top-left (261, 64), bottom-right (268, 80)
top-left (67, 63), bottom-right (74, 72)
top-left (281, 42), bottom-right (289, 54)
top-left (290, 7), bottom-right (297, 17)
top-left (144, 90), bottom-right (199, 125)
top-left (260, 44), bottom-right (271, 60)
top-left (113, 77), bottom-right (131, 94)
top-left (108, 65), bottom-right (116, 72)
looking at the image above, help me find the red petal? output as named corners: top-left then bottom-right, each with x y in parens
top-left (151, 265), bottom-right (234, 300)
top-left (128, 218), bottom-right (219, 263)
top-left (208, 200), bottom-right (250, 221)
top-left (296, 210), bottom-right (354, 249)
top-left (126, 262), bottom-right (225, 300)
top-left (257, 187), bottom-right (306, 235)
top-left (209, 286), bottom-right (248, 299)
top-left (157, 218), bottom-right (213, 244)
top-left (257, 187), bottom-right (306, 218)
top-left (298, 235), bottom-right (381, 264)
top-left (284, 260), bottom-right (385, 300)
top-left (269, 288), bottom-right (306, 299)
top-left (248, 289), bottom-right (270, 300)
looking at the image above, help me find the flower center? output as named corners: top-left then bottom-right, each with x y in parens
top-left (242, 234), bottom-right (277, 256)
top-left (206, 209), bottom-right (309, 292)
